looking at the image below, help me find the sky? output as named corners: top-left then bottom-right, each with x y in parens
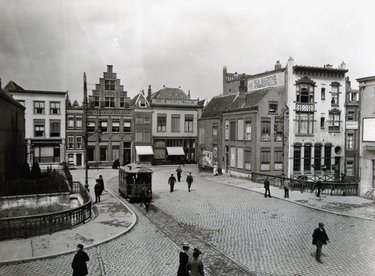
top-left (0, 0), bottom-right (374, 102)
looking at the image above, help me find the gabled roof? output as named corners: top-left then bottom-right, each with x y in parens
top-left (4, 81), bottom-right (25, 91)
top-left (152, 87), bottom-right (189, 100)
top-left (200, 94), bottom-right (236, 119)
top-left (131, 92), bottom-right (150, 107)
top-left (4, 81), bottom-right (67, 95)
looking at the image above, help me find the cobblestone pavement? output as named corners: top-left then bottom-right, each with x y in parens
top-left (1, 166), bottom-right (375, 275)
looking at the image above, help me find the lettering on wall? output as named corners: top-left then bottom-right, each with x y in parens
top-left (247, 72), bottom-right (285, 91)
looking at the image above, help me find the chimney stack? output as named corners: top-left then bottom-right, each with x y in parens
top-left (188, 90), bottom-right (191, 98)
top-left (107, 65), bottom-right (113, 73)
top-left (147, 85), bottom-right (152, 100)
top-left (274, 60), bottom-right (281, 70)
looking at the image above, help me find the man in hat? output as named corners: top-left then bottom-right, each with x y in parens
top-left (264, 177), bottom-right (271, 198)
top-left (177, 242), bottom-right (190, 276)
top-left (168, 173), bottom-right (177, 192)
top-left (312, 222), bottom-right (330, 263)
top-left (98, 175), bottom-right (105, 194)
top-left (176, 165), bottom-right (183, 182)
top-left (186, 172), bottom-right (193, 192)
top-left (71, 243), bottom-right (90, 276)
top-left (94, 179), bottom-right (102, 203)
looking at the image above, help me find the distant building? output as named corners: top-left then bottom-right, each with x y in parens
top-left (0, 83), bottom-right (25, 183)
top-left (357, 75), bottom-right (375, 195)
top-left (66, 98), bottom-right (84, 168)
top-left (131, 87), bottom-right (153, 163)
top-left (5, 81), bottom-right (67, 167)
top-left (86, 65), bottom-right (133, 166)
top-left (149, 86), bottom-right (201, 164)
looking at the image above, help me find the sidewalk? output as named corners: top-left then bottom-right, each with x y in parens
top-left (0, 169), bottom-right (135, 264)
top-left (199, 171), bottom-right (375, 221)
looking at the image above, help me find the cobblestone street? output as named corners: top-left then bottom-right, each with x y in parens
top-left (1, 166), bottom-right (375, 275)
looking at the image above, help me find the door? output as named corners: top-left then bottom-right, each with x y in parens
top-left (372, 160), bottom-right (375, 188)
top-left (76, 154), bottom-right (82, 166)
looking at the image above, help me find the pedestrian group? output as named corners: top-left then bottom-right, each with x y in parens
top-left (94, 174), bottom-right (105, 203)
top-left (168, 166), bottom-right (194, 193)
top-left (177, 242), bottom-right (205, 276)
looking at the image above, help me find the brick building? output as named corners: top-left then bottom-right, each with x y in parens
top-left (66, 98), bottom-right (84, 168)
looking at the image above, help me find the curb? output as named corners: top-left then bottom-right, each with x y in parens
top-left (0, 185), bottom-right (137, 265)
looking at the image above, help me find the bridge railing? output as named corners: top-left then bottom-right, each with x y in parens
top-left (0, 181), bottom-right (91, 241)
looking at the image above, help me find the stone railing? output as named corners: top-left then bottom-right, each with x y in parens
top-left (0, 181), bottom-right (91, 241)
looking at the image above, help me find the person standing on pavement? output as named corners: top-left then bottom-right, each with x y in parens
top-left (316, 180), bottom-right (322, 198)
top-left (186, 172), bottom-right (193, 192)
top-left (169, 174), bottom-right (177, 192)
top-left (71, 243), bottom-right (89, 276)
top-left (143, 188), bottom-right (151, 212)
top-left (94, 179), bottom-right (101, 203)
top-left (213, 164), bottom-right (218, 176)
top-left (264, 177), bottom-right (271, 198)
top-left (187, 248), bottom-right (204, 276)
top-left (98, 175), bottom-right (105, 194)
top-left (177, 242), bottom-right (190, 276)
top-left (176, 166), bottom-right (182, 182)
top-left (283, 177), bottom-right (290, 199)
top-left (312, 222), bottom-right (330, 263)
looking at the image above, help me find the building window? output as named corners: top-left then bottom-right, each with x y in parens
top-left (236, 147), bottom-right (244, 169)
top-left (260, 149), bottom-right (271, 171)
top-left (135, 131), bottom-right (143, 142)
top-left (320, 117), bottom-right (325, 129)
top-left (331, 84), bottom-right (339, 105)
top-left (171, 115), bottom-right (180, 132)
top-left (124, 101), bottom-right (130, 108)
top-left (50, 102), bottom-right (60, 114)
top-left (245, 150), bottom-right (251, 171)
top-left (237, 119), bottom-right (244, 140)
top-left (34, 101), bottom-right (45, 114)
top-left (76, 136), bottom-right (82, 149)
top-left (50, 120), bottom-right (61, 137)
top-left (139, 100), bottom-right (146, 107)
top-left (87, 147), bottom-right (94, 161)
top-left (100, 147), bottom-right (107, 161)
top-left (245, 121), bottom-right (252, 141)
top-left (87, 121), bottom-right (95, 133)
top-left (136, 117), bottom-right (143, 124)
top-left (113, 147), bottom-right (120, 160)
top-left (321, 87), bottom-right (326, 100)
top-left (296, 84), bottom-right (314, 103)
top-left (274, 149), bottom-right (283, 170)
top-left (68, 154), bottom-right (74, 164)
top-left (274, 119), bottom-right (283, 141)
top-left (67, 136), bottom-right (74, 149)
top-left (157, 115), bottom-right (167, 132)
top-left (68, 116), bottom-right (74, 128)
top-left (212, 125), bottom-right (218, 136)
top-left (328, 112), bottom-right (340, 132)
top-left (268, 103), bottom-right (278, 114)
top-left (230, 147), bottom-right (236, 167)
top-left (105, 97), bottom-right (115, 107)
top-left (124, 120), bottom-right (131, 132)
top-left (144, 132), bottom-right (151, 143)
top-left (347, 133), bottom-right (354, 150)
top-left (293, 145), bottom-right (301, 172)
top-left (105, 80), bottom-right (115, 91)
top-left (347, 111), bottom-right (354, 121)
top-left (348, 91), bottom-right (358, 102)
top-left (94, 97), bottom-right (100, 107)
top-left (100, 121), bottom-right (108, 132)
top-left (261, 119), bottom-right (271, 141)
top-left (76, 116), bottom-right (82, 128)
top-left (314, 144), bottom-right (322, 170)
top-left (229, 121), bottom-right (236, 141)
top-left (324, 145), bottom-right (331, 170)
top-left (225, 120), bottom-right (229, 140)
top-left (120, 98), bottom-right (125, 108)
top-left (144, 117), bottom-right (150, 124)
top-left (34, 121), bottom-right (45, 137)
top-left (112, 119), bottom-right (120, 132)
top-left (346, 161), bottom-right (354, 176)
top-left (184, 115), bottom-right (194, 133)
top-left (295, 112), bottom-right (314, 134)
top-left (304, 145), bottom-right (312, 172)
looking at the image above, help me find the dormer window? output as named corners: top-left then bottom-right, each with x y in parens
top-left (139, 100), bottom-right (146, 107)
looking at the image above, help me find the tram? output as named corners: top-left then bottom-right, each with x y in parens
top-left (118, 163), bottom-right (153, 202)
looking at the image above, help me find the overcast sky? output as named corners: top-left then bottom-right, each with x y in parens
top-left (0, 0), bottom-right (374, 102)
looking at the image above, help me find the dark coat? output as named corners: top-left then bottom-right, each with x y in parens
top-left (264, 179), bottom-right (270, 189)
top-left (72, 250), bottom-right (89, 276)
top-left (94, 183), bottom-right (102, 195)
top-left (169, 176), bottom-right (177, 185)
top-left (186, 175), bottom-right (193, 184)
top-left (176, 168), bottom-right (182, 176)
top-left (312, 227), bottom-right (329, 245)
top-left (177, 251), bottom-right (189, 276)
top-left (98, 177), bottom-right (104, 192)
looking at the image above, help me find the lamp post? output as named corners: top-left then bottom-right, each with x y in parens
top-left (83, 73), bottom-right (89, 190)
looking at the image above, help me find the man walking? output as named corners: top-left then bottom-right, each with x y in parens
top-left (94, 179), bottom-right (101, 203)
top-left (316, 180), bottom-right (322, 198)
top-left (312, 222), bottom-right (330, 263)
top-left (71, 243), bottom-right (89, 276)
top-left (168, 173), bottom-right (177, 192)
top-left (282, 177), bottom-right (290, 199)
top-left (98, 175), bottom-right (105, 194)
top-left (176, 166), bottom-right (182, 182)
top-left (186, 172), bottom-right (193, 192)
top-left (264, 177), bottom-right (271, 198)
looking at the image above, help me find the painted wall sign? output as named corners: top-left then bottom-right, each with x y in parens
top-left (346, 121), bottom-right (358, 130)
top-left (247, 72), bottom-right (285, 91)
top-left (152, 99), bottom-right (197, 105)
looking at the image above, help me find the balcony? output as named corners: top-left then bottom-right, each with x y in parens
top-left (295, 103), bottom-right (315, 112)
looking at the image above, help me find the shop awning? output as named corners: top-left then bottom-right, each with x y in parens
top-left (166, 147), bottom-right (185, 156)
top-left (135, 146), bottom-right (154, 155)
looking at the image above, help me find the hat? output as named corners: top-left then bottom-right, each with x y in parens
top-left (318, 222), bottom-right (324, 227)
top-left (77, 244), bottom-right (84, 249)
top-left (181, 242), bottom-right (190, 249)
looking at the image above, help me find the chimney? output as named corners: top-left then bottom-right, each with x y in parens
top-left (339, 61), bottom-right (346, 69)
top-left (163, 85), bottom-right (165, 88)
top-left (141, 89), bottom-right (144, 95)
top-left (239, 75), bottom-right (247, 97)
top-left (107, 65), bottom-right (113, 73)
top-left (188, 90), bottom-right (191, 98)
top-left (274, 60), bottom-right (281, 70)
top-left (147, 85), bottom-right (152, 100)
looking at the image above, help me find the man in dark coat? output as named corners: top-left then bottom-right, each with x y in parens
top-left (94, 180), bottom-right (101, 203)
top-left (264, 177), bottom-right (271, 197)
top-left (71, 243), bottom-right (89, 276)
top-left (98, 175), bottom-right (105, 194)
top-left (312, 222), bottom-right (330, 263)
top-left (186, 172), bottom-right (193, 192)
top-left (168, 174), bottom-right (177, 192)
top-left (176, 166), bottom-right (182, 182)
top-left (177, 242), bottom-right (190, 276)
top-left (316, 181), bottom-right (322, 198)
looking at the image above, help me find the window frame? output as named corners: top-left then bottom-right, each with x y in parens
top-left (34, 101), bottom-right (45, 114)
top-left (50, 101), bottom-right (61, 115)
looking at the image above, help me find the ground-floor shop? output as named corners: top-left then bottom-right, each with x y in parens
top-left (359, 146), bottom-right (375, 196)
top-left (153, 138), bottom-right (196, 164)
top-left (27, 139), bottom-right (65, 168)
top-left (87, 140), bottom-right (132, 166)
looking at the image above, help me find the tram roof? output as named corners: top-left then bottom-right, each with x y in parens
top-left (120, 163), bottom-right (153, 173)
